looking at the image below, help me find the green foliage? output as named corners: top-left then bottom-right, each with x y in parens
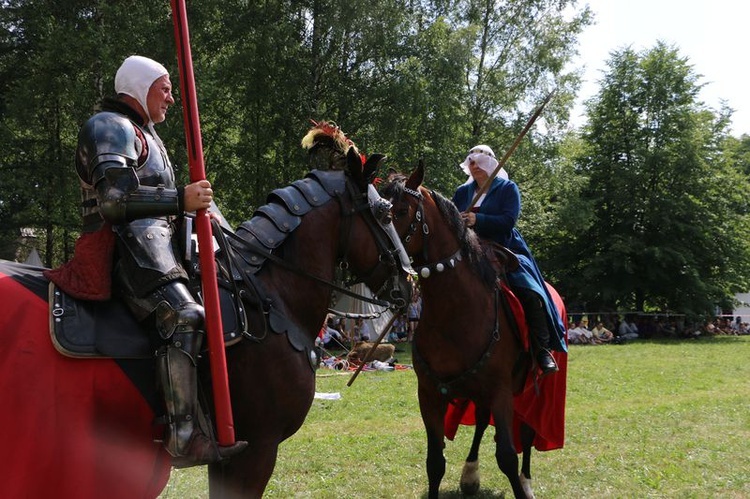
top-left (0, 0), bottom-right (175, 265)
top-left (551, 42), bottom-right (750, 315)
top-left (8, 1), bottom-right (750, 318)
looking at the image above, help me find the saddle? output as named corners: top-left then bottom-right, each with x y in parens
top-left (481, 241), bottom-right (520, 274)
top-left (49, 280), bottom-right (246, 359)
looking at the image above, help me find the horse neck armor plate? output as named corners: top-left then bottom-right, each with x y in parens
top-left (233, 171), bottom-right (344, 274)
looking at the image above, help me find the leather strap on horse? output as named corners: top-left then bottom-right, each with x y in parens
top-left (411, 287), bottom-right (501, 398)
top-left (219, 224), bottom-right (395, 309)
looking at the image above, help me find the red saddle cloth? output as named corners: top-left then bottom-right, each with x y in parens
top-left (0, 265), bottom-right (171, 498)
top-left (443, 282), bottom-right (568, 452)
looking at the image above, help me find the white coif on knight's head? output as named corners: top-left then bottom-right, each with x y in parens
top-left (115, 55), bottom-right (169, 124)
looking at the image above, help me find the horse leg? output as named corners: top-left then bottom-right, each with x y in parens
top-left (418, 384), bottom-right (448, 499)
top-left (519, 422), bottom-right (536, 499)
top-left (207, 442), bottom-right (278, 499)
top-left (492, 400), bottom-right (527, 499)
top-left (460, 403), bottom-right (490, 496)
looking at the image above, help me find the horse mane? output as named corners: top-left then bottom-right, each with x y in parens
top-left (381, 173), bottom-right (497, 289)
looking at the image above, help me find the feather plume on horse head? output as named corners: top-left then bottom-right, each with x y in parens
top-left (301, 120), bottom-right (365, 170)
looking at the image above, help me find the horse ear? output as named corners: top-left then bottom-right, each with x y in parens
top-left (347, 147), bottom-right (367, 191)
top-left (406, 159), bottom-right (425, 191)
top-left (363, 153), bottom-right (387, 184)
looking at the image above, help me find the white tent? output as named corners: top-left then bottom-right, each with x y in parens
top-left (24, 248), bottom-right (44, 267)
top-left (331, 283), bottom-right (394, 343)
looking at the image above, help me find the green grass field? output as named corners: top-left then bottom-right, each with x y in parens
top-left (160, 336), bottom-right (750, 498)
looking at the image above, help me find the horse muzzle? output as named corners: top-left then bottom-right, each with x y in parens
top-left (375, 274), bottom-right (412, 313)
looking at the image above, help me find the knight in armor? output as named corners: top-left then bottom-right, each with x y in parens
top-left (451, 145), bottom-right (567, 376)
top-left (45, 55), bottom-right (246, 465)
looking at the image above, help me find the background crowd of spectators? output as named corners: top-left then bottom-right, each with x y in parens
top-left (567, 312), bottom-right (750, 345)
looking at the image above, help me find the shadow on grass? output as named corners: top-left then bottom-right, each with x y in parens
top-left (420, 490), bottom-right (506, 498)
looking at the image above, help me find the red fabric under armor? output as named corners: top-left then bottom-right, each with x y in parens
top-left (44, 224), bottom-right (115, 300)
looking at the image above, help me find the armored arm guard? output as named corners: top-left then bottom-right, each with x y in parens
top-left (95, 167), bottom-right (182, 223)
top-left (77, 112), bottom-right (182, 225)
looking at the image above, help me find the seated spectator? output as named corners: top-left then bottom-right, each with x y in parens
top-left (332, 317), bottom-right (350, 346)
top-left (568, 321), bottom-right (593, 345)
top-left (353, 317), bottom-right (374, 342)
top-left (730, 316), bottom-right (742, 334)
top-left (656, 318), bottom-right (676, 338)
top-left (320, 316), bottom-right (347, 349)
top-left (617, 315), bottom-right (640, 341)
top-left (388, 314), bottom-right (408, 342)
top-left (321, 324), bottom-right (345, 349)
top-left (590, 321), bottom-right (614, 344)
top-left (703, 320), bottom-right (719, 336)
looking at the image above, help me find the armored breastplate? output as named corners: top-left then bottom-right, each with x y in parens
top-left (135, 129), bottom-right (176, 189)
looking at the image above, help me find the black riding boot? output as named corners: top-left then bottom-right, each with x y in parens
top-left (157, 333), bottom-right (247, 468)
top-left (516, 288), bottom-right (558, 376)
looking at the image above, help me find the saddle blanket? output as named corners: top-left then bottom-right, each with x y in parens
top-left (0, 261), bottom-right (171, 498)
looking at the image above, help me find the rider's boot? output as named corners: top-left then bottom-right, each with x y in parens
top-left (518, 289), bottom-right (558, 376)
top-left (157, 332), bottom-right (248, 468)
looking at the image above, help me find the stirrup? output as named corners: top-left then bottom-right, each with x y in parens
top-left (171, 431), bottom-right (248, 468)
top-left (536, 349), bottom-right (559, 376)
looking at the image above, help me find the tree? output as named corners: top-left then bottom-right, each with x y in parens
top-left (1, 0), bottom-right (592, 265)
top-left (552, 42), bottom-right (750, 316)
top-left (0, 0), bottom-right (175, 266)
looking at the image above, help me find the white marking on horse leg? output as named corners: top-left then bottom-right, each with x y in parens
top-left (520, 471), bottom-right (535, 499)
top-left (460, 460), bottom-right (480, 495)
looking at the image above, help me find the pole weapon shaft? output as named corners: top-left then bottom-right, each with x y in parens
top-left (347, 313), bottom-right (399, 387)
top-left (170, 0), bottom-right (236, 446)
top-left (466, 90), bottom-right (556, 212)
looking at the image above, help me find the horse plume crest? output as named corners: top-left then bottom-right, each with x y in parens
top-left (301, 120), bottom-right (366, 170)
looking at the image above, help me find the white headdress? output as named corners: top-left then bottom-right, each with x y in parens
top-left (114, 55), bottom-right (169, 146)
top-left (459, 145), bottom-right (508, 181)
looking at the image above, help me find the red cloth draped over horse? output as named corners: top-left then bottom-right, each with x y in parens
top-left (444, 282), bottom-right (568, 452)
top-left (0, 268), bottom-right (171, 498)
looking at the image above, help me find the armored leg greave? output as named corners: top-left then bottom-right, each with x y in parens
top-left (157, 333), bottom-right (204, 458)
top-left (152, 282), bottom-right (247, 466)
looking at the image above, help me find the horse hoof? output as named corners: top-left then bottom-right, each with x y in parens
top-left (460, 480), bottom-right (480, 496)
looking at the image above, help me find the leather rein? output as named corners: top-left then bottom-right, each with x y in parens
top-left (220, 175), bottom-right (405, 311)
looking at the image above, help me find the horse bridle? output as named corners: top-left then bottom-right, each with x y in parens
top-left (393, 183), bottom-right (504, 397)
top-left (396, 185), bottom-right (463, 279)
top-left (336, 178), bottom-right (413, 311)
top-left (223, 173), bottom-right (412, 311)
